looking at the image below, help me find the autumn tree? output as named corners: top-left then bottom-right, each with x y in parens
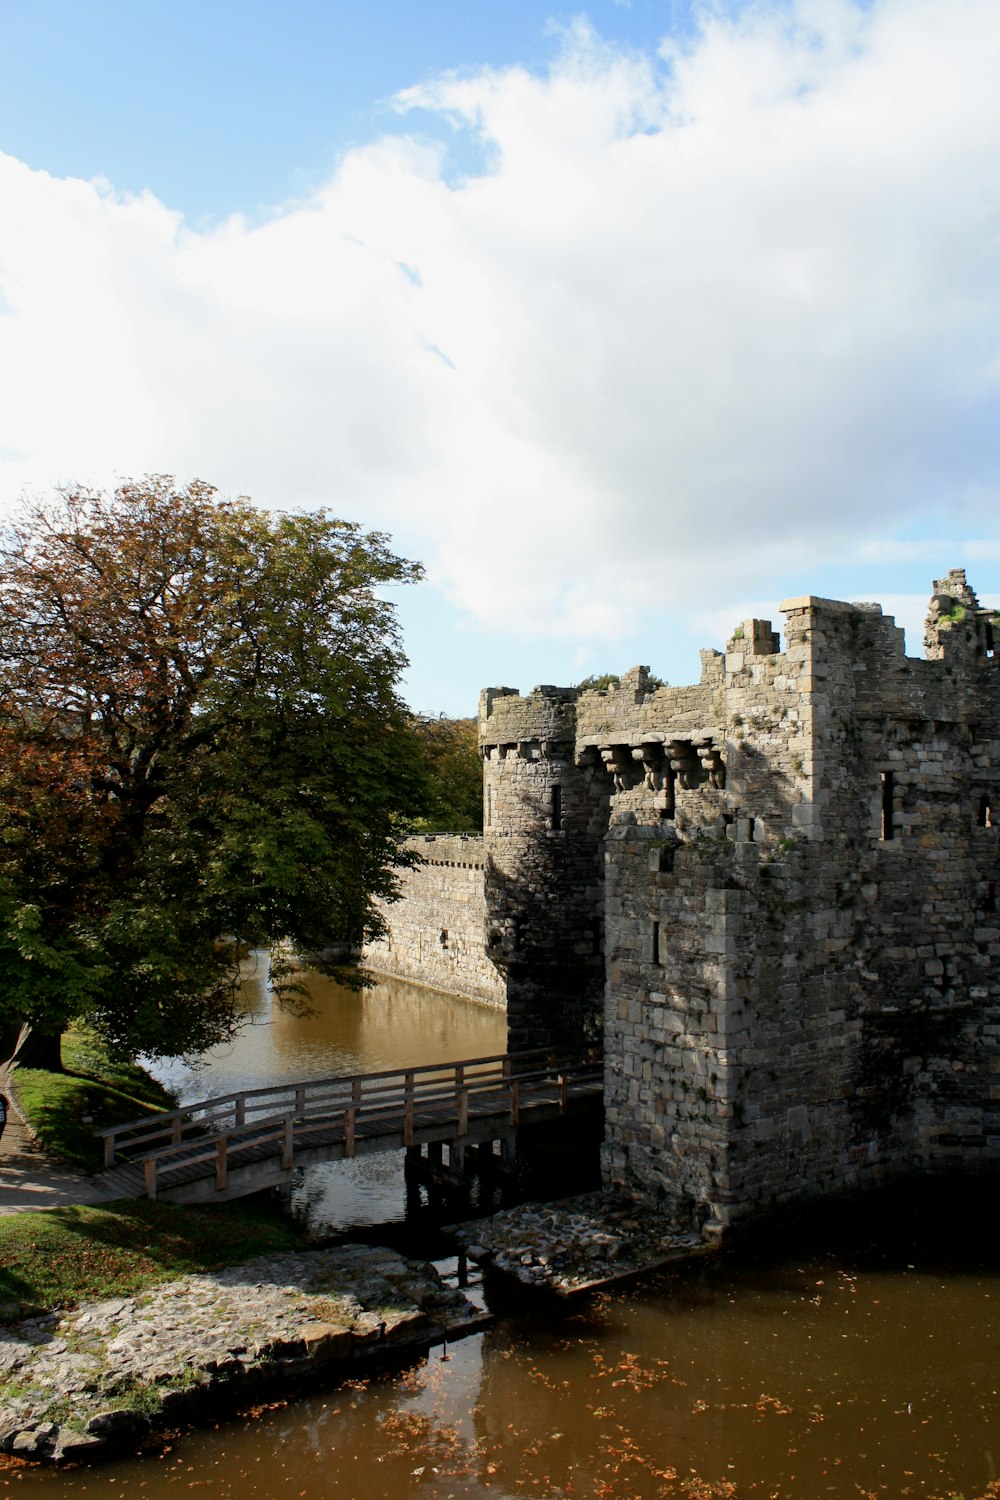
top-left (0, 478), bottom-right (427, 1068)
top-left (411, 715), bottom-right (483, 833)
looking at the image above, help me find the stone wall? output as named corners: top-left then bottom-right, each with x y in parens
top-left (365, 835), bottom-right (505, 1007)
top-left (368, 570), bottom-right (1000, 1236)
top-left (596, 573), bottom-right (1000, 1233)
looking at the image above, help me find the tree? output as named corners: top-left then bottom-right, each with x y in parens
top-left (0, 477), bottom-right (428, 1068)
top-left (411, 715), bottom-right (483, 833)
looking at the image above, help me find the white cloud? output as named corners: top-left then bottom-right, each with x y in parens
top-left (1, 0), bottom-right (999, 642)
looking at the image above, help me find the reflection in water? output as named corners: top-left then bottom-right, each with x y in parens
top-left (146, 964), bottom-right (508, 1237)
top-left (43, 970), bottom-right (1000, 1499)
top-left (151, 964), bottom-right (508, 1101)
top-left (16, 1238), bottom-right (1000, 1499)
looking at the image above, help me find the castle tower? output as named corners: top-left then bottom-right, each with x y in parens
top-left (479, 685), bottom-right (608, 1054)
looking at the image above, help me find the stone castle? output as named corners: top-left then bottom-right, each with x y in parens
top-left (366, 570), bottom-right (1000, 1234)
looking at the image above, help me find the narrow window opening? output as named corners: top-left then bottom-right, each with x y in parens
top-left (440, 929), bottom-right (449, 948)
top-left (651, 919), bottom-right (661, 965)
top-left (550, 783), bottom-right (562, 831)
top-left (660, 764), bottom-right (676, 821)
top-left (985, 882), bottom-right (997, 914)
top-left (746, 816), bottom-right (756, 843)
top-left (977, 794), bottom-right (993, 829)
top-left (486, 783), bottom-right (492, 828)
top-left (881, 771), bottom-right (895, 841)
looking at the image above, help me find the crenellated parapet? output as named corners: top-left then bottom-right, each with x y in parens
top-left (479, 684), bottom-right (580, 759)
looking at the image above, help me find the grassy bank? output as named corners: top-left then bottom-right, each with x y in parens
top-left (10, 1024), bottom-right (176, 1171)
top-left (0, 1199), bottom-right (305, 1324)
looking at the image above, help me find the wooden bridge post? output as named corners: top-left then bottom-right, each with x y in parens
top-left (104, 1136), bottom-right (115, 1169)
top-left (282, 1116), bottom-right (294, 1170)
top-left (235, 1096), bottom-right (246, 1128)
top-left (344, 1105), bottom-right (356, 1158)
top-left (457, 1088), bottom-right (469, 1138)
top-left (216, 1138), bottom-right (228, 1192)
top-left (509, 1080), bottom-right (520, 1127)
top-left (143, 1157), bottom-right (157, 1200)
top-left (404, 1070), bottom-right (415, 1147)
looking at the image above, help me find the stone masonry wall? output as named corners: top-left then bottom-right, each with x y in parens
top-left (367, 570), bottom-right (1000, 1234)
top-left (365, 836), bottom-right (505, 1007)
top-left (598, 574), bottom-right (1000, 1233)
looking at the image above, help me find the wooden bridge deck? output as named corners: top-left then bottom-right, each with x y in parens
top-left (93, 1050), bottom-right (603, 1205)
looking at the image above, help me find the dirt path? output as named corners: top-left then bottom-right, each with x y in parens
top-left (0, 1065), bottom-right (118, 1214)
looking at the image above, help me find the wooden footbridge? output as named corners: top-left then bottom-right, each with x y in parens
top-left (94, 1050), bottom-right (603, 1206)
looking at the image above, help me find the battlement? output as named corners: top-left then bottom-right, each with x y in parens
top-left (405, 834), bottom-right (486, 871)
top-left (479, 683), bottom-right (580, 753)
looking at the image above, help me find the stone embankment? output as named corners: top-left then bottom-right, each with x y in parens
top-left (452, 1193), bottom-right (710, 1296)
top-left (0, 1246), bottom-right (485, 1465)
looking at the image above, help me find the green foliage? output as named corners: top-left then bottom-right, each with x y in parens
top-left (12, 1023), bottom-right (175, 1169)
top-left (410, 715), bottom-right (482, 833)
top-left (0, 1200), bottom-right (303, 1324)
top-left (575, 672), bottom-right (665, 692)
top-left (0, 477), bottom-right (427, 1060)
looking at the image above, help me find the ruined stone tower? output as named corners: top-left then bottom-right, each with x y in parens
top-left (483, 573), bottom-right (1000, 1232)
top-left (369, 571), bottom-right (1000, 1233)
top-left (478, 685), bottom-right (608, 1053)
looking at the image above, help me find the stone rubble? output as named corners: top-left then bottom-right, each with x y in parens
top-left (0, 1245), bottom-right (484, 1466)
top-left (450, 1192), bottom-right (708, 1295)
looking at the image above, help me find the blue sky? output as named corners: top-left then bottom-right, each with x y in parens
top-left (1, 0), bottom-right (998, 713)
top-left (0, 1), bottom-right (699, 222)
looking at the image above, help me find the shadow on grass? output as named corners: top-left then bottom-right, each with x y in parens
top-left (12, 1068), bottom-right (166, 1171)
top-left (0, 1199), bottom-right (303, 1323)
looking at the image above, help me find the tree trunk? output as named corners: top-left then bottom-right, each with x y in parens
top-left (10, 1023), bottom-right (65, 1072)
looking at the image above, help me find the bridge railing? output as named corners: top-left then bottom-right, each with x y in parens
top-left (95, 1049), bottom-right (593, 1170)
top-left (130, 1054), bottom-right (603, 1199)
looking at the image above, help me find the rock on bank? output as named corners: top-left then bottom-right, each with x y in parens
top-left (0, 1245), bottom-right (485, 1465)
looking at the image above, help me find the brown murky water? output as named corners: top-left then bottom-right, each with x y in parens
top-left (10, 972), bottom-right (998, 1500)
top-left (150, 966), bottom-right (510, 1235)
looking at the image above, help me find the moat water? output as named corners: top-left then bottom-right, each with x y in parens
top-left (16, 969), bottom-right (1000, 1500)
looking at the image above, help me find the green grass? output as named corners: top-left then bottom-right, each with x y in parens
top-left (11, 1023), bottom-right (177, 1171)
top-left (0, 1199), bottom-right (304, 1324)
